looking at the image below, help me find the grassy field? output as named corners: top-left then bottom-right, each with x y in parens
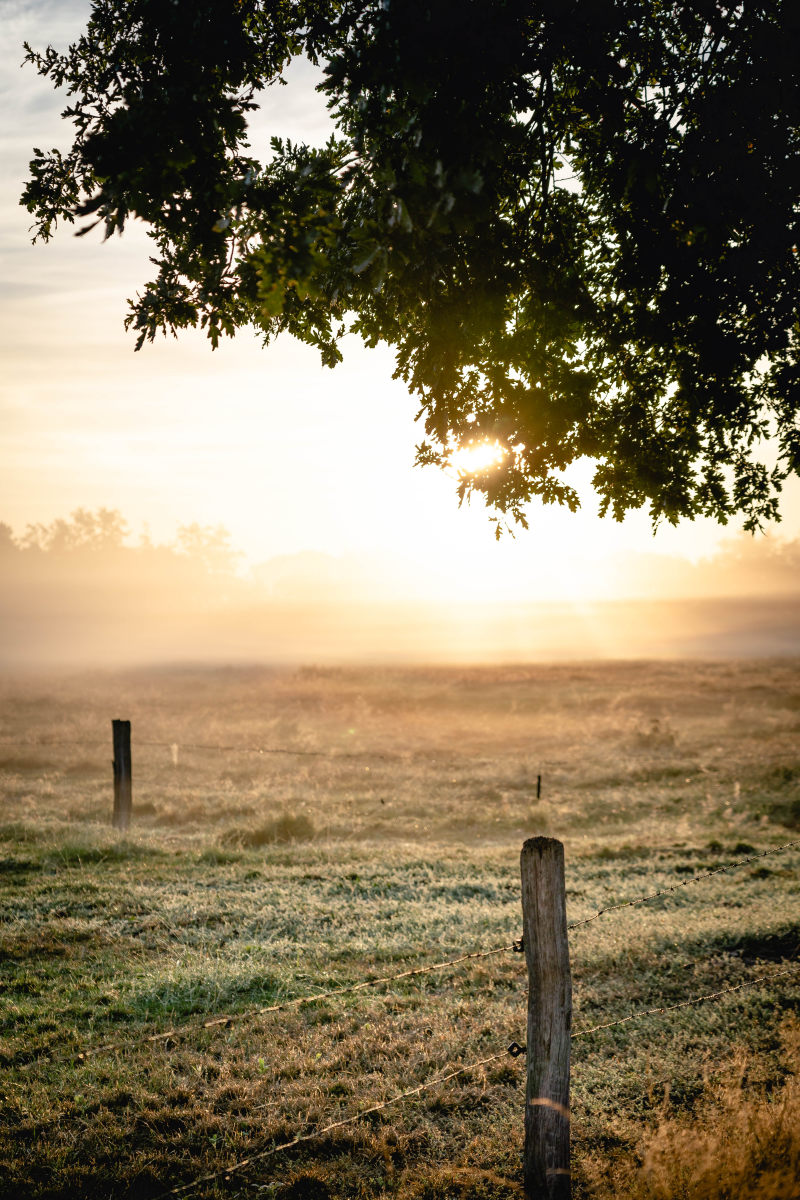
top-left (1, 659), bottom-right (798, 1200)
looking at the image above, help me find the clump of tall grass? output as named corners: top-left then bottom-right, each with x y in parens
top-left (402, 1166), bottom-right (523, 1198)
top-left (586, 1021), bottom-right (800, 1200)
top-left (223, 811), bottom-right (315, 847)
top-left (764, 795), bottom-right (800, 830)
top-left (759, 765), bottom-right (800, 828)
top-left (631, 717), bottom-right (678, 749)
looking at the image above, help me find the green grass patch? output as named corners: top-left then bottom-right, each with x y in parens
top-left (0, 660), bottom-right (798, 1197)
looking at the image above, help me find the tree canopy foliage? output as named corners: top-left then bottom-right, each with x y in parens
top-left (22, 0), bottom-right (800, 530)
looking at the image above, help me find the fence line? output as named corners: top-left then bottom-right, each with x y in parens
top-left (0, 736), bottom-right (424, 762)
top-left (3, 726), bottom-right (796, 873)
top-left (0, 733), bottom-right (563, 767)
top-left (139, 739), bottom-right (404, 761)
top-left (201, 942), bottom-right (514, 1024)
top-left (0, 736), bottom-right (401, 761)
top-left (4, 714), bottom-right (798, 1193)
top-left (14, 838), bottom-right (799, 1070)
top-left (155, 1047), bottom-right (511, 1200)
top-left (19, 943), bottom-right (518, 1068)
top-left (572, 962), bottom-right (799, 1039)
top-left (155, 960), bottom-right (798, 1200)
top-left (5, 812), bottom-right (798, 1197)
top-left (567, 838), bottom-right (800, 932)
top-left (0, 738), bottom-right (110, 749)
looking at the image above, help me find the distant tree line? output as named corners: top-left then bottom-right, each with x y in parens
top-left (0, 508), bottom-right (241, 577)
top-left (0, 508), bottom-right (798, 667)
top-left (2, 507), bottom-right (799, 599)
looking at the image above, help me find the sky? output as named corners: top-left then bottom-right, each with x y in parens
top-left (2, 0), bottom-right (800, 621)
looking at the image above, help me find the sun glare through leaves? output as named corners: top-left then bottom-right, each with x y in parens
top-left (449, 440), bottom-right (507, 476)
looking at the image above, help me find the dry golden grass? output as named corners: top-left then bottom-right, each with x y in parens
top-left (1, 657), bottom-right (798, 846)
top-left (584, 1020), bottom-right (800, 1200)
top-left (0, 659), bottom-right (798, 1198)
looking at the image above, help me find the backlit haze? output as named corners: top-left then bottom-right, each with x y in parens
top-left (2, 0), bottom-right (799, 667)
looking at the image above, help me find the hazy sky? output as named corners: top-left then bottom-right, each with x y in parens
top-left (3, 0), bottom-right (799, 609)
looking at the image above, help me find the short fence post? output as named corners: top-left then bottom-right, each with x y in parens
top-left (520, 836), bottom-right (572, 1199)
top-left (112, 719), bottom-right (132, 832)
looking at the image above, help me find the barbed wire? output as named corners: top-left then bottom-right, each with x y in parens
top-left (138, 739), bottom-right (407, 760)
top-left (9, 887), bottom-right (797, 1200)
top-left (15, 839), bottom-right (800, 1068)
top-left (17, 943), bottom-right (516, 1069)
top-left (572, 962), bottom-right (799, 1039)
top-left (154, 1048), bottom-right (510, 1200)
top-left (0, 738), bottom-right (109, 749)
top-left (567, 838), bottom-right (800, 932)
top-left (0, 735), bottom-right (493, 764)
top-left (0, 735), bottom-right (405, 760)
top-left (152, 961), bottom-right (800, 1200)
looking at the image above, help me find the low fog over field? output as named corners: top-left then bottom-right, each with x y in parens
top-left (1, 510), bottom-right (799, 667)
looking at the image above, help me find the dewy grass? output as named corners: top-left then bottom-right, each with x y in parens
top-left (0, 660), bottom-right (798, 1198)
top-left (580, 1021), bottom-right (800, 1200)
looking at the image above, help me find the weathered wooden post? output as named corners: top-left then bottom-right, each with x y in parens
top-left (520, 836), bottom-right (572, 1199)
top-left (112, 719), bottom-right (132, 832)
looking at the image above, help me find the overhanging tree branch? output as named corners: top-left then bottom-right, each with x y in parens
top-left (20, 0), bottom-right (800, 531)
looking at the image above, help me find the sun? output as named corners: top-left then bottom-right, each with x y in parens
top-left (449, 439), bottom-right (507, 475)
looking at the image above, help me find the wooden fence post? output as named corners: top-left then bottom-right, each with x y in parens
top-left (112, 719), bottom-right (132, 832)
top-left (520, 836), bottom-right (572, 1199)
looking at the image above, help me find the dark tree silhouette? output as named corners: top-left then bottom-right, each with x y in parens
top-left (22, 0), bottom-right (800, 530)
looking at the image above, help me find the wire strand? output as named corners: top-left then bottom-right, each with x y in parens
top-left (567, 839), bottom-right (800, 931)
top-left (0, 738), bottom-right (108, 749)
top-left (0, 735), bottom-right (405, 760)
top-left (137, 739), bottom-right (388, 759)
top-left (16, 840), bottom-right (800, 1067)
top-left (572, 962), bottom-right (799, 1039)
top-left (153, 963), bottom-right (800, 1200)
top-left (18, 944), bottom-right (515, 1068)
top-left (154, 1049), bottom-right (509, 1200)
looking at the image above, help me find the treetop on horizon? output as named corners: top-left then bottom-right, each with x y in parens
top-left (21, 0), bottom-right (800, 532)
